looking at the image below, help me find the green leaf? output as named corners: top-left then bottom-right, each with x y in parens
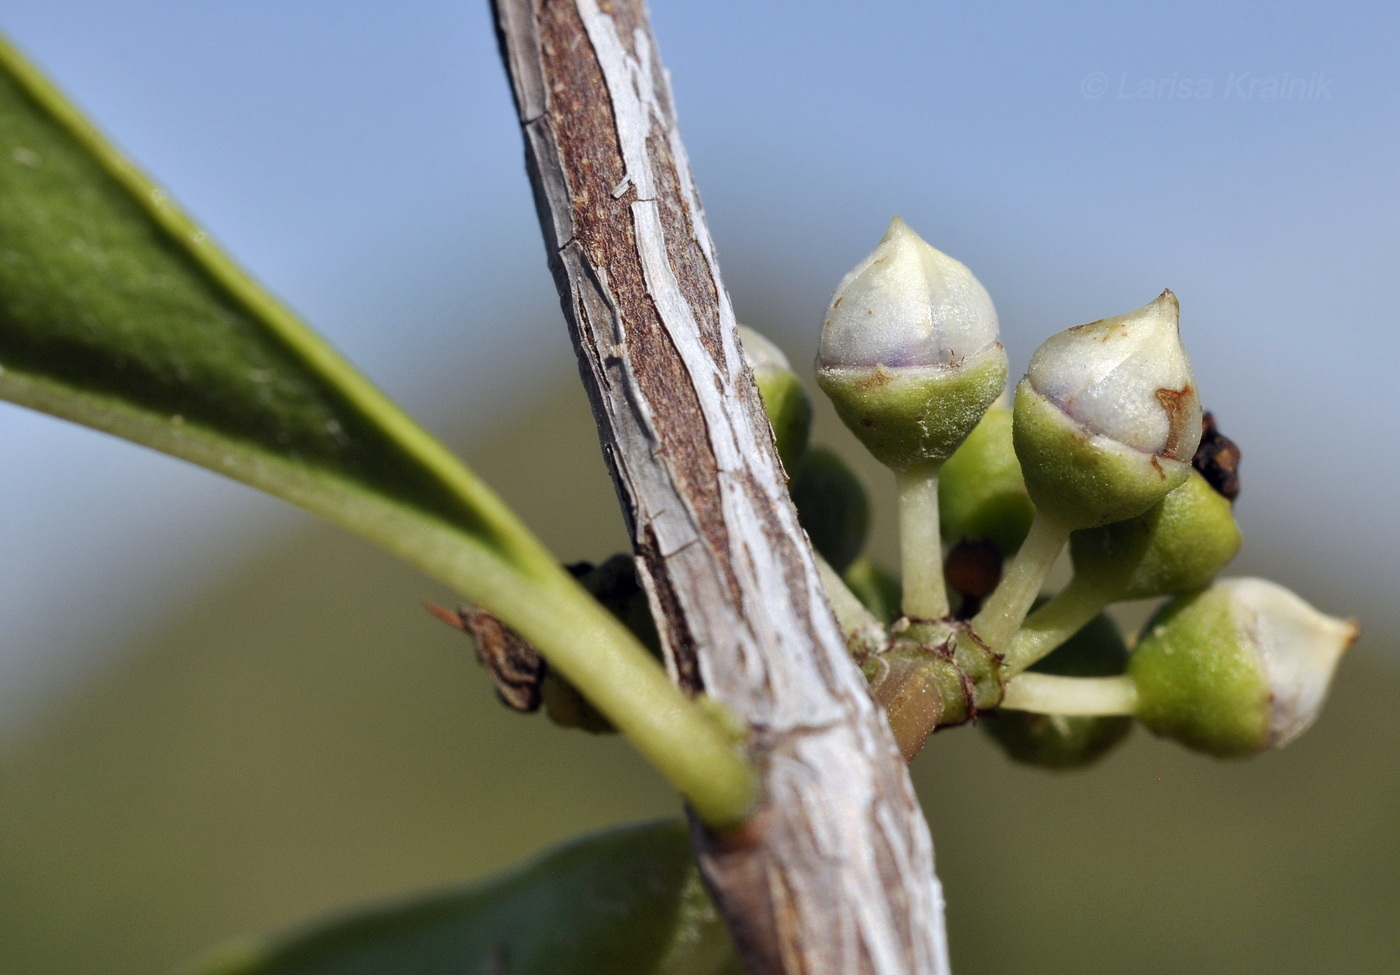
top-left (0, 32), bottom-right (527, 576)
top-left (0, 36), bottom-right (755, 829)
top-left (177, 820), bottom-right (739, 975)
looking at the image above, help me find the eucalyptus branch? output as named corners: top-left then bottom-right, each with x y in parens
top-left (492, 2), bottom-right (950, 972)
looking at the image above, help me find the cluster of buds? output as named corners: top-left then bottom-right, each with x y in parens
top-left (736, 217), bottom-right (1356, 766)
top-left (488, 216), bottom-right (1357, 771)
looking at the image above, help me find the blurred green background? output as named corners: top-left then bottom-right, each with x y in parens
top-left (2, 380), bottom-right (1394, 974)
top-left (1, 2), bottom-right (1397, 973)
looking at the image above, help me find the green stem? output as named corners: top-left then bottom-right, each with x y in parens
top-left (971, 512), bottom-right (1071, 652)
top-left (816, 554), bottom-right (888, 658)
top-left (8, 365), bottom-right (759, 829)
top-left (1002, 574), bottom-right (1112, 676)
top-left (1001, 673), bottom-right (1138, 716)
top-left (496, 574), bottom-right (759, 831)
top-left (897, 461), bottom-right (948, 620)
top-left (0, 37), bottom-right (758, 832)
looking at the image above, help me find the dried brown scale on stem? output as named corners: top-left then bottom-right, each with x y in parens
top-left (492, 1), bottom-right (951, 973)
top-left (425, 603), bottom-right (546, 712)
top-left (1194, 411), bottom-right (1242, 501)
top-left (430, 596), bottom-right (626, 735)
top-left (859, 618), bottom-right (1007, 762)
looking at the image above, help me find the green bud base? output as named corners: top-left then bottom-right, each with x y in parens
top-left (818, 349), bottom-right (1007, 471)
top-left (1013, 380), bottom-right (1190, 529)
top-left (1130, 588), bottom-right (1271, 758)
top-left (1070, 470), bottom-right (1240, 600)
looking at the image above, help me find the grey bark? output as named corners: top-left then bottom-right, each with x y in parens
top-left (491, 2), bottom-right (951, 972)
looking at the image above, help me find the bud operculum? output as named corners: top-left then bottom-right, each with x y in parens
top-left (1235, 579), bottom-right (1358, 747)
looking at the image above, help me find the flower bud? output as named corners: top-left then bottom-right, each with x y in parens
top-left (738, 324), bottom-right (813, 473)
top-left (790, 446), bottom-right (871, 573)
top-left (939, 400), bottom-right (1035, 557)
top-left (1070, 470), bottom-right (1241, 601)
top-left (541, 670), bottom-right (615, 734)
top-left (983, 611), bottom-right (1133, 769)
top-left (816, 218), bottom-right (1007, 471)
top-left (1013, 291), bottom-right (1203, 528)
top-left (842, 557), bottom-right (902, 625)
top-left (1130, 578), bottom-right (1358, 757)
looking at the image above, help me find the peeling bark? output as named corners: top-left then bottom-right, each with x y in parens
top-left (492, 2), bottom-right (951, 971)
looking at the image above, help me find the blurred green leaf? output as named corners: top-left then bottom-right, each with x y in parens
top-left (178, 820), bottom-right (736, 975)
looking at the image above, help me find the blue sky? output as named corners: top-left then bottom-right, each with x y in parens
top-left (1, 1), bottom-right (1396, 733)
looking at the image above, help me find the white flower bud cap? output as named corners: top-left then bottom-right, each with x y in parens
top-left (1222, 577), bottom-right (1359, 748)
top-left (1027, 291), bottom-right (1202, 461)
top-left (819, 217), bottom-right (1000, 370)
